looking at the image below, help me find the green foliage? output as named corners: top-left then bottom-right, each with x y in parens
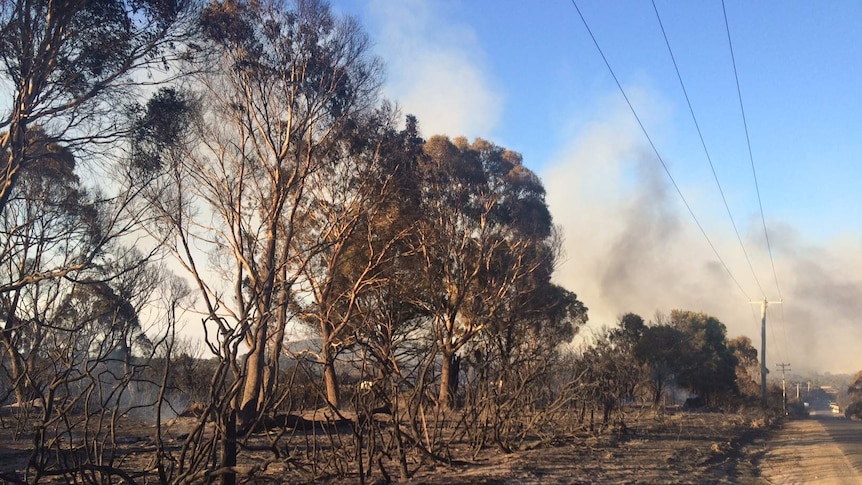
top-left (634, 323), bottom-right (685, 404)
top-left (615, 311), bottom-right (747, 405)
top-left (0, 0), bottom-right (194, 234)
top-left (615, 312), bottom-right (646, 344)
top-left (1, 0), bottom-right (186, 96)
top-left (669, 310), bottom-right (739, 402)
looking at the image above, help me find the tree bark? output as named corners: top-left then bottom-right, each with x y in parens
top-left (653, 377), bottom-right (664, 406)
top-left (438, 353), bottom-right (460, 408)
top-left (322, 342), bottom-right (340, 409)
top-left (263, 296), bottom-right (288, 408)
top-left (4, 344), bottom-right (27, 405)
top-left (220, 410), bottom-right (237, 485)
top-left (239, 325), bottom-right (267, 425)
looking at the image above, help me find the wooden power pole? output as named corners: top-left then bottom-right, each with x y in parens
top-left (751, 298), bottom-right (781, 407)
top-left (777, 362), bottom-right (791, 412)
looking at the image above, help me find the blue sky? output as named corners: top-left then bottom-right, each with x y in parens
top-left (332, 0), bottom-right (862, 375)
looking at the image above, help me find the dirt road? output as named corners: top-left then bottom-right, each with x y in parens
top-left (757, 412), bottom-right (862, 485)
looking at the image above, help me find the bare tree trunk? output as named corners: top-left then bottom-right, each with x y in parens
top-left (439, 353), bottom-right (460, 408)
top-left (321, 341), bottom-right (340, 409)
top-left (439, 353), bottom-right (451, 408)
top-left (653, 378), bottom-right (664, 406)
top-left (392, 390), bottom-right (409, 481)
top-left (0, 116), bottom-right (26, 215)
top-left (263, 297), bottom-right (288, 408)
top-left (239, 326), bottom-right (267, 425)
top-left (220, 410), bottom-right (237, 485)
top-left (2, 293), bottom-right (29, 406)
top-left (603, 400), bottom-right (612, 426)
top-left (4, 344), bottom-right (27, 405)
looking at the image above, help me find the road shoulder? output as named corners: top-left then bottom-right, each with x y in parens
top-left (754, 416), bottom-right (862, 485)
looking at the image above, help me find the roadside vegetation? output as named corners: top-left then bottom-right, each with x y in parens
top-left (844, 370), bottom-right (862, 419)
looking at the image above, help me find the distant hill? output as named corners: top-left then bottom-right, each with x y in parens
top-left (284, 338), bottom-right (321, 357)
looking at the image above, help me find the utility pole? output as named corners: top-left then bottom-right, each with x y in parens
top-left (750, 298), bottom-right (781, 407)
top-left (777, 363), bottom-right (791, 413)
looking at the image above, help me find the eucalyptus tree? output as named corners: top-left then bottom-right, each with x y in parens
top-left (477, 278), bottom-right (586, 391)
top-left (0, 0), bottom-right (194, 389)
top-left (577, 328), bottom-right (641, 427)
top-left (292, 107), bottom-right (424, 408)
top-left (349, 116), bottom-right (427, 382)
top-left (0, 0), bottom-right (196, 419)
top-left (0, 0), bottom-right (196, 213)
top-left (728, 335), bottom-right (759, 397)
top-left (464, 206), bottom-right (585, 410)
top-left (411, 136), bottom-right (563, 407)
top-left (0, 129), bottom-right (173, 483)
top-left (0, 130), bottom-right (104, 406)
top-left (634, 322), bottom-right (684, 405)
top-left (138, 0), bottom-right (385, 425)
top-left (465, 273), bottom-right (587, 450)
top-left (669, 310), bottom-right (739, 403)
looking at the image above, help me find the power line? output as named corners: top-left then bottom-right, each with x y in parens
top-left (651, 0), bottom-right (766, 299)
top-left (568, 0), bottom-right (751, 301)
top-left (720, 0), bottom-right (784, 302)
top-left (721, 0), bottom-right (789, 361)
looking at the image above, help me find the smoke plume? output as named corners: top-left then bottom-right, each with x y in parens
top-left (545, 97), bottom-right (862, 375)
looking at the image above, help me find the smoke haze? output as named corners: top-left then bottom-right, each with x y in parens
top-left (544, 98), bottom-right (862, 375)
top-left (366, 0), bottom-right (503, 140)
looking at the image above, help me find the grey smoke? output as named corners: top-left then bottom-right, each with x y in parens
top-left (544, 102), bottom-right (862, 374)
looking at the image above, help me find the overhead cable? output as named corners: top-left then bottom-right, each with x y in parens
top-left (569, 0), bottom-right (751, 301)
top-left (652, 0), bottom-right (766, 299)
top-left (720, 0), bottom-right (784, 302)
top-left (721, 0), bottom-right (789, 359)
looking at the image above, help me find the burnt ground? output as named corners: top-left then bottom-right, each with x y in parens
top-left (390, 411), bottom-right (772, 485)
top-left (0, 408), bottom-right (780, 484)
